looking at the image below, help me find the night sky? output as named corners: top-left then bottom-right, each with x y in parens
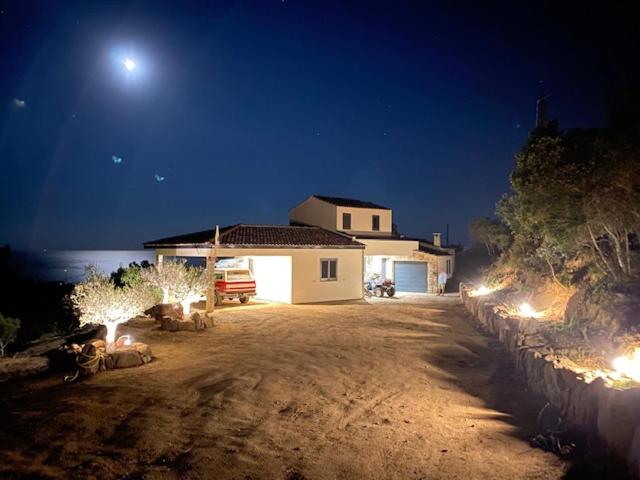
top-left (1, 1), bottom-right (637, 249)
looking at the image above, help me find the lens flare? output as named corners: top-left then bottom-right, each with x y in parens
top-left (612, 348), bottom-right (640, 382)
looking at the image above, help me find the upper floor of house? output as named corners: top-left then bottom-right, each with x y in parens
top-left (289, 195), bottom-right (393, 237)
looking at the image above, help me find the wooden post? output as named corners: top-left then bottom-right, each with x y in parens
top-left (206, 254), bottom-right (216, 314)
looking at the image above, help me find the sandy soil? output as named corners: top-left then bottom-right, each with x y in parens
top-left (0, 294), bottom-right (569, 480)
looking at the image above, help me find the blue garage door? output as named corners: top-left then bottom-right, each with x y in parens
top-left (394, 261), bottom-right (428, 293)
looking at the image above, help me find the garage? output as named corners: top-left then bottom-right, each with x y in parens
top-left (247, 256), bottom-right (292, 303)
top-left (144, 224), bottom-right (365, 305)
top-left (394, 261), bottom-right (428, 293)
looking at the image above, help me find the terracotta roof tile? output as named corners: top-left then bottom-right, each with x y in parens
top-left (144, 224), bottom-right (363, 249)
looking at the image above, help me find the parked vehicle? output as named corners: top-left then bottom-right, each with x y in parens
top-left (364, 274), bottom-right (396, 297)
top-left (214, 268), bottom-right (257, 305)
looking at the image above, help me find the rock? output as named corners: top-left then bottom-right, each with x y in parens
top-left (191, 312), bottom-right (214, 330)
top-left (104, 355), bottom-right (114, 369)
top-left (202, 314), bottom-right (215, 329)
top-left (88, 339), bottom-right (106, 352)
top-left (14, 324), bottom-right (103, 358)
top-left (131, 342), bottom-right (152, 357)
top-left (161, 316), bottom-right (179, 332)
top-left (597, 387), bottom-right (640, 462)
top-left (109, 349), bottom-right (143, 369)
top-left (178, 320), bottom-right (196, 331)
top-left (628, 424), bottom-right (640, 478)
top-left (0, 356), bottom-right (49, 383)
top-left (147, 303), bottom-right (182, 322)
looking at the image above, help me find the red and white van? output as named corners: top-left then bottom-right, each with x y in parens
top-left (214, 268), bottom-right (257, 305)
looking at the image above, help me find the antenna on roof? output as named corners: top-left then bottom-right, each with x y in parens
top-left (536, 94), bottom-right (550, 128)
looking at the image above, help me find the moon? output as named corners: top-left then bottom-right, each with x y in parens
top-left (123, 58), bottom-right (136, 71)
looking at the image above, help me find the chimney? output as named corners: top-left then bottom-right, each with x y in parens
top-left (433, 232), bottom-right (441, 247)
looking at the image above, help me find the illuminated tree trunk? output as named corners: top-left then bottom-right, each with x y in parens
top-left (162, 287), bottom-right (169, 304)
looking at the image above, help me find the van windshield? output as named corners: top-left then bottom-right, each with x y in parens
top-left (226, 270), bottom-right (252, 281)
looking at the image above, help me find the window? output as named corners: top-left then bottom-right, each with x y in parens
top-left (372, 215), bottom-right (380, 231)
top-left (226, 270), bottom-right (253, 281)
top-left (446, 259), bottom-right (452, 274)
top-left (320, 258), bottom-right (338, 281)
top-left (342, 212), bottom-right (351, 230)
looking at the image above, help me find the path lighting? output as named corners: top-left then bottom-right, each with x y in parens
top-left (517, 302), bottom-right (543, 319)
top-left (612, 348), bottom-right (640, 382)
top-left (470, 285), bottom-right (495, 297)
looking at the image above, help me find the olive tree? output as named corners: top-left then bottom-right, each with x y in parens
top-left (140, 259), bottom-right (185, 304)
top-left (71, 268), bottom-right (154, 347)
top-left (141, 259), bottom-right (212, 316)
top-left (0, 313), bottom-right (20, 357)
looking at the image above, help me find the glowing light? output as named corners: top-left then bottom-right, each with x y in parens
top-left (613, 348), bottom-right (640, 382)
top-left (517, 302), bottom-right (543, 318)
top-left (470, 285), bottom-right (494, 297)
top-left (124, 58), bottom-right (136, 71)
top-left (105, 322), bottom-right (119, 345)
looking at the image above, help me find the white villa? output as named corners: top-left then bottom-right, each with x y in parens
top-left (144, 195), bottom-right (456, 304)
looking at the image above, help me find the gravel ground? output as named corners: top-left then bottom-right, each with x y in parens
top-left (0, 294), bottom-right (568, 479)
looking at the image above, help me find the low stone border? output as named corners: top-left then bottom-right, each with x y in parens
top-left (459, 283), bottom-right (640, 478)
top-left (160, 312), bottom-right (214, 332)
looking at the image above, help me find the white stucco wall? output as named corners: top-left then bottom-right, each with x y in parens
top-left (291, 248), bottom-right (363, 303)
top-left (360, 238), bottom-right (419, 256)
top-left (436, 255), bottom-right (455, 277)
top-left (154, 246), bottom-right (363, 304)
top-left (336, 206), bottom-right (392, 234)
top-left (288, 196), bottom-right (337, 231)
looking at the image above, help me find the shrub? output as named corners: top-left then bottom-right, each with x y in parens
top-left (0, 313), bottom-right (20, 356)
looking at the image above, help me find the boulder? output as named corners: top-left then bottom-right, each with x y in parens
top-left (179, 319), bottom-right (196, 331)
top-left (110, 349), bottom-right (143, 369)
top-left (192, 312), bottom-right (215, 330)
top-left (131, 342), bottom-right (152, 358)
top-left (147, 303), bottom-right (182, 322)
top-left (628, 424), bottom-right (640, 478)
top-left (0, 356), bottom-right (49, 383)
top-left (161, 316), bottom-right (179, 332)
top-left (597, 387), bottom-right (640, 462)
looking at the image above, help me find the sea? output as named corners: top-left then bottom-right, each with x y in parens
top-left (4, 250), bottom-right (159, 284)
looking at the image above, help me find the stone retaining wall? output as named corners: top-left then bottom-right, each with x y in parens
top-left (460, 284), bottom-right (640, 478)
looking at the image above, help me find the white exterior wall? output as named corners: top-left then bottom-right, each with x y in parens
top-left (291, 248), bottom-right (363, 303)
top-left (248, 256), bottom-right (292, 303)
top-left (153, 246), bottom-right (363, 304)
top-left (289, 196), bottom-right (392, 235)
top-left (360, 238), bottom-right (419, 256)
top-left (336, 206), bottom-right (392, 235)
top-left (436, 255), bottom-right (455, 277)
top-left (289, 197), bottom-right (337, 231)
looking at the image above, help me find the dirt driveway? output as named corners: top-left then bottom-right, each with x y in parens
top-left (0, 295), bottom-right (568, 479)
